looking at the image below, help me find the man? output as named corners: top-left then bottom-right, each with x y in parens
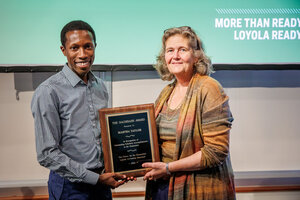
top-left (31, 20), bottom-right (126, 200)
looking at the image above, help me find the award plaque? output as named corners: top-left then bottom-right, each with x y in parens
top-left (99, 103), bottom-right (160, 177)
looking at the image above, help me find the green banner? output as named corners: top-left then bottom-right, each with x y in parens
top-left (0, 0), bottom-right (299, 65)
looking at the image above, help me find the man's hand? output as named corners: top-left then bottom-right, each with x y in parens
top-left (97, 173), bottom-right (126, 189)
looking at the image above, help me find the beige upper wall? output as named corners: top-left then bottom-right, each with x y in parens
top-left (0, 74), bottom-right (48, 182)
top-left (1, 71), bottom-right (300, 183)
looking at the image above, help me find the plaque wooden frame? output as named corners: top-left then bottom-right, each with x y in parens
top-left (99, 103), bottom-right (160, 177)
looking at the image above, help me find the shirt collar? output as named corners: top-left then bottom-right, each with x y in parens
top-left (89, 71), bottom-right (98, 84)
top-left (62, 64), bottom-right (98, 87)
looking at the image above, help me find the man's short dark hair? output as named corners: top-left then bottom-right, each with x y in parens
top-left (60, 20), bottom-right (96, 47)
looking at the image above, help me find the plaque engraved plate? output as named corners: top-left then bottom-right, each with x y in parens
top-left (99, 104), bottom-right (159, 177)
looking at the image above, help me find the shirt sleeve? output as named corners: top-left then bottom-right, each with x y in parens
top-left (31, 85), bottom-right (99, 185)
top-left (199, 79), bottom-right (234, 169)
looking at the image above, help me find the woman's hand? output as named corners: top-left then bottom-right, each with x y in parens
top-left (142, 151), bottom-right (202, 181)
top-left (142, 162), bottom-right (169, 181)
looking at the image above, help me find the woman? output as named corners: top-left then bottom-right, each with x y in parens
top-left (142, 26), bottom-right (235, 200)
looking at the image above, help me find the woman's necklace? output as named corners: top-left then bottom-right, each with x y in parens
top-left (165, 86), bottom-right (184, 121)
